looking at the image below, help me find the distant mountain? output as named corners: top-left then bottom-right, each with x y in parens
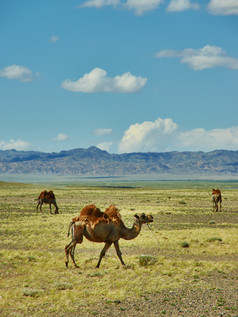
top-left (0, 146), bottom-right (238, 178)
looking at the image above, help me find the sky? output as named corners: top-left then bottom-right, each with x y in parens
top-left (0, 0), bottom-right (238, 154)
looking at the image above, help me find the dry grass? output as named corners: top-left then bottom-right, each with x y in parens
top-left (0, 181), bottom-right (237, 316)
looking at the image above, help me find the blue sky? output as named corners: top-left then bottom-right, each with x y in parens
top-left (1, 0), bottom-right (238, 154)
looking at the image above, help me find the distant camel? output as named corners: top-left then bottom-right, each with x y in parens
top-left (65, 204), bottom-right (153, 268)
top-left (212, 188), bottom-right (222, 212)
top-left (36, 190), bottom-right (59, 214)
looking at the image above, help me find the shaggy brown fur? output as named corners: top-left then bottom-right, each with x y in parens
top-left (36, 190), bottom-right (59, 214)
top-left (72, 204), bottom-right (109, 226)
top-left (71, 204), bottom-right (122, 227)
top-left (104, 205), bottom-right (122, 224)
top-left (212, 188), bottom-right (222, 212)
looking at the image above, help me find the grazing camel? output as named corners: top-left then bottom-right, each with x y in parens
top-left (36, 190), bottom-right (59, 214)
top-left (212, 188), bottom-right (222, 212)
top-left (65, 204), bottom-right (153, 268)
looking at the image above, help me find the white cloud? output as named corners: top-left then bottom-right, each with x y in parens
top-left (124, 0), bottom-right (164, 15)
top-left (118, 117), bottom-right (238, 153)
top-left (0, 139), bottom-right (31, 150)
top-left (97, 141), bottom-right (113, 152)
top-left (50, 36), bottom-right (60, 43)
top-left (0, 64), bottom-right (33, 82)
top-left (155, 45), bottom-right (238, 70)
top-left (207, 0), bottom-right (238, 15)
top-left (178, 127), bottom-right (238, 151)
top-left (94, 128), bottom-right (113, 136)
top-left (80, 0), bottom-right (119, 8)
top-left (118, 118), bottom-right (178, 153)
top-left (80, 0), bottom-right (238, 15)
top-left (167, 0), bottom-right (199, 12)
top-left (53, 133), bottom-right (69, 141)
top-left (80, 0), bottom-right (163, 15)
top-left (61, 68), bottom-right (147, 93)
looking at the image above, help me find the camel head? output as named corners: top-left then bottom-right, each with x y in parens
top-left (134, 213), bottom-right (153, 224)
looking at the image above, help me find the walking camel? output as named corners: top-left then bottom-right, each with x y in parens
top-left (212, 188), bottom-right (222, 212)
top-left (36, 190), bottom-right (59, 214)
top-left (65, 204), bottom-right (153, 268)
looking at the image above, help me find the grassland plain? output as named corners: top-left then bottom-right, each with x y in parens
top-left (0, 180), bottom-right (237, 316)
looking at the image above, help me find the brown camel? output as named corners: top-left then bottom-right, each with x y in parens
top-left (36, 190), bottom-right (59, 214)
top-left (65, 204), bottom-right (153, 268)
top-left (212, 188), bottom-right (222, 212)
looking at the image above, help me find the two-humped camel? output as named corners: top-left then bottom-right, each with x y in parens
top-left (36, 190), bottom-right (59, 214)
top-left (65, 204), bottom-right (153, 268)
top-left (212, 188), bottom-right (222, 212)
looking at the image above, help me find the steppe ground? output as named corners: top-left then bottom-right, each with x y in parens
top-left (0, 180), bottom-right (237, 316)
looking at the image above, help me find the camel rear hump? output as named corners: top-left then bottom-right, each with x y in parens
top-left (104, 205), bottom-right (122, 224)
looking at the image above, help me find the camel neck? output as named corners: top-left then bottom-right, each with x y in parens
top-left (121, 220), bottom-right (142, 240)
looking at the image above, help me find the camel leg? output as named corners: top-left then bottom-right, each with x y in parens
top-left (65, 241), bottom-right (71, 267)
top-left (65, 241), bottom-right (79, 268)
top-left (96, 242), bottom-right (112, 268)
top-left (212, 196), bottom-right (216, 212)
top-left (40, 202), bottom-right (43, 213)
top-left (49, 203), bottom-right (52, 214)
top-left (70, 243), bottom-right (78, 268)
top-left (36, 200), bottom-right (40, 213)
top-left (65, 224), bottom-right (84, 268)
top-left (114, 241), bottom-right (125, 266)
top-left (53, 202), bottom-right (59, 214)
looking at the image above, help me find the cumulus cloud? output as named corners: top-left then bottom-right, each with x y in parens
top-left (0, 64), bottom-right (33, 82)
top-left (97, 141), bottom-right (113, 152)
top-left (124, 0), bottom-right (164, 15)
top-left (80, 0), bottom-right (163, 15)
top-left (80, 0), bottom-right (238, 15)
top-left (80, 0), bottom-right (119, 8)
top-left (61, 68), bottom-right (147, 93)
top-left (0, 139), bottom-right (31, 150)
top-left (94, 128), bottom-right (113, 136)
top-left (207, 0), bottom-right (238, 15)
top-left (155, 45), bottom-right (238, 70)
top-left (50, 36), bottom-right (60, 43)
top-left (118, 118), bottom-right (178, 153)
top-left (178, 127), bottom-right (238, 150)
top-left (53, 133), bottom-right (69, 141)
top-left (118, 117), bottom-right (238, 153)
top-left (167, 0), bottom-right (199, 12)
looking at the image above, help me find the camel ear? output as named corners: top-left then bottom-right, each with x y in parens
top-left (134, 213), bottom-right (140, 219)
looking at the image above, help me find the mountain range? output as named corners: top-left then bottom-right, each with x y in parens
top-left (1, 146), bottom-right (238, 178)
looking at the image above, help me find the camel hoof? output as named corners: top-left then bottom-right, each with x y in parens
top-left (65, 262), bottom-right (69, 268)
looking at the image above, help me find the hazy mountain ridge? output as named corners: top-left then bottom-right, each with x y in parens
top-left (0, 146), bottom-right (238, 177)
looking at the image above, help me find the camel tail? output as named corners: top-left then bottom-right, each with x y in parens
top-left (67, 221), bottom-right (75, 237)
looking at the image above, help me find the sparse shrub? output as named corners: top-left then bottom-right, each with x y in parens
top-left (206, 237), bottom-right (222, 242)
top-left (208, 220), bottom-right (216, 225)
top-left (139, 255), bottom-right (158, 266)
top-left (180, 241), bottom-right (190, 248)
top-left (23, 288), bottom-right (42, 297)
top-left (28, 255), bottom-right (37, 262)
top-left (179, 200), bottom-right (186, 205)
